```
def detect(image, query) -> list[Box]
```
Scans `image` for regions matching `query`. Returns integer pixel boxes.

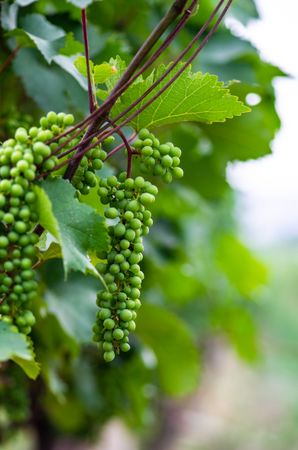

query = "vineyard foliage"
[0,0,282,445]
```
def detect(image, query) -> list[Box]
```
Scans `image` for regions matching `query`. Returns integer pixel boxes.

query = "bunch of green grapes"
[0,112,74,334]
[92,172,157,362]
[72,136,117,195]
[134,128,184,182]
[72,145,107,195]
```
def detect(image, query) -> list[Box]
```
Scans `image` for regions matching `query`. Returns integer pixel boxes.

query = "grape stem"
[0,45,21,74]
[81,9,97,113]
[62,0,191,180]
[51,0,232,171]
[43,0,226,170]
[105,118,134,177]
[45,0,197,152]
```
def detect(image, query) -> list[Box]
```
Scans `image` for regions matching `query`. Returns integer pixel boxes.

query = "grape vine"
[0,0,237,366]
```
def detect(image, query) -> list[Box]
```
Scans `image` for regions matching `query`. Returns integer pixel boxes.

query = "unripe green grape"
[98,308,111,320]
[14,221,27,234]
[0,236,9,248]
[126,199,139,212]
[103,318,115,330]
[0,179,11,192]
[103,136,115,146]
[163,172,173,183]
[120,261,130,272]
[125,229,136,241]
[105,207,119,219]
[120,239,130,250]
[127,320,136,331]
[120,309,132,322]
[3,213,14,224]
[114,223,126,237]
[113,328,124,340]
[138,128,150,140]
[124,210,134,221]
[15,127,28,143]
[92,159,103,170]
[161,155,173,168]
[172,156,180,167]
[120,343,130,352]
[0,165,10,178]
[103,342,113,351]
[172,167,184,178]
[109,263,120,274]
[133,139,143,149]
[141,146,153,157]
[63,114,75,126]
[140,193,155,205]
[103,350,115,362]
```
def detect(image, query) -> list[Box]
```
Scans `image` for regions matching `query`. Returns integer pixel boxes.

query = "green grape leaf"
[212,304,259,362]
[96,88,109,101]
[137,303,200,397]
[10,14,66,63]
[93,63,116,84]
[43,259,99,343]
[36,179,109,277]
[59,32,84,56]
[54,55,88,90]
[215,234,268,297]
[37,242,62,262]
[13,48,88,113]
[200,81,280,161]
[105,55,127,91]
[74,55,94,77]
[0,322,40,379]
[111,63,250,130]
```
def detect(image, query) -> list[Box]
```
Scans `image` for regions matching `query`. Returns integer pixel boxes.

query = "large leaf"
[215,234,268,297]
[59,32,84,56]
[137,303,200,397]
[111,63,249,130]
[0,322,40,379]
[54,55,88,90]
[13,48,88,113]
[43,259,99,343]
[36,179,109,277]
[12,14,66,63]
[200,82,280,161]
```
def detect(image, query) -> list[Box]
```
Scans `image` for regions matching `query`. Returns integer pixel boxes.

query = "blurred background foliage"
[0,0,287,449]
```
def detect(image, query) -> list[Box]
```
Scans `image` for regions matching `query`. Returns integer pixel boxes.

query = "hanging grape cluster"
[0,112,74,334]
[72,145,107,195]
[0,112,184,363]
[92,172,157,362]
[134,128,184,183]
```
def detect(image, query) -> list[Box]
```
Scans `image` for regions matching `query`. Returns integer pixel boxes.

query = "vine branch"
[81,9,96,113]
[63,0,190,180]
[0,45,20,74]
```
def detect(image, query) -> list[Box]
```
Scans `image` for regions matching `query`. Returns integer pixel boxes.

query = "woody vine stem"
[57,0,233,182]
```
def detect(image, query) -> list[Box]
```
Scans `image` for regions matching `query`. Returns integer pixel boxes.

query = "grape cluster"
[72,136,116,195]
[72,145,107,195]
[92,172,157,362]
[0,112,74,334]
[134,128,184,183]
